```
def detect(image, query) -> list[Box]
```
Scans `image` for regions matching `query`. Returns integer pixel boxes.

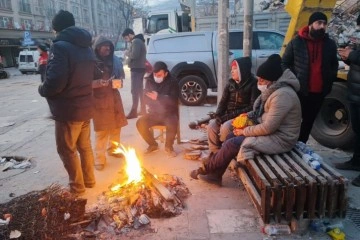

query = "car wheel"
[311,82,355,149]
[179,75,207,106]
[0,71,9,79]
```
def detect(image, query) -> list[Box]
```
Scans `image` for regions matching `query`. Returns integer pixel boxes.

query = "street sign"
[22,31,34,46]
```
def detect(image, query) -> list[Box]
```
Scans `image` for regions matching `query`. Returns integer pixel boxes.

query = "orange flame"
[110,143,143,192]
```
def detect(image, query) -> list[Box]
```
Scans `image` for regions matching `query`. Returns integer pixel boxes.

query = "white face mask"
[154,76,164,83]
[257,84,267,92]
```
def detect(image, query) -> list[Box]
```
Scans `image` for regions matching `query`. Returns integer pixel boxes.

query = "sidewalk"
[0,72,359,239]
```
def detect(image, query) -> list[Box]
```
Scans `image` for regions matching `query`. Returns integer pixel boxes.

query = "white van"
[18,50,40,74]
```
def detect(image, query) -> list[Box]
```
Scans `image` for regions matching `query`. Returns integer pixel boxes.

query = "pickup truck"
[146,29,285,106]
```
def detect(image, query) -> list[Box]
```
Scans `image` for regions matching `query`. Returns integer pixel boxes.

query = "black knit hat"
[52,10,75,32]
[308,12,327,25]
[256,54,283,82]
[37,44,47,52]
[153,61,168,73]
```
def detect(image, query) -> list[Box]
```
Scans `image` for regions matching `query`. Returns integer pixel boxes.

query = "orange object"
[232,113,254,129]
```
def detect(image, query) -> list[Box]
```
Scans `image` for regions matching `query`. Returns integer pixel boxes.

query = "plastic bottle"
[302,154,321,170]
[311,152,323,162]
[262,224,291,236]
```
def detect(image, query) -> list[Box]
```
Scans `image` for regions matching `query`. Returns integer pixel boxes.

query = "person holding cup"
[92,36,128,170]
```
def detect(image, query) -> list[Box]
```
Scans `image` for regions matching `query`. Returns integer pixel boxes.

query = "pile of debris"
[0,184,90,240]
[259,0,285,12]
[1,156,32,172]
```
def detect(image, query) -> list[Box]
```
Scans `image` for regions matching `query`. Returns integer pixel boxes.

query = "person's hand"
[338,47,352,60]
[233,128,244,136]
[146,91,158,100]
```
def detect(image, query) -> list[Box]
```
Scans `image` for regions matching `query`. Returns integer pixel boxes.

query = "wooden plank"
[142,168,174,201]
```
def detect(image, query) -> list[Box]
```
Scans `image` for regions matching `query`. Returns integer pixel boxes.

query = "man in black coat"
[336,14,360,186]
[136,62,179,157]
[38,10,96,195]
[282,12,338,143]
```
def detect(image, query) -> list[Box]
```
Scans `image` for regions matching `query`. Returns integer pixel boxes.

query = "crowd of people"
[37,10,360,196]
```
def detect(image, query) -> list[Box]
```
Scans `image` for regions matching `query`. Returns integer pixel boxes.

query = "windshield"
[147,14,169,34]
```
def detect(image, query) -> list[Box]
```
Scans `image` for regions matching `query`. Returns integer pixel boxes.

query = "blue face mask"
[257,84,267,92]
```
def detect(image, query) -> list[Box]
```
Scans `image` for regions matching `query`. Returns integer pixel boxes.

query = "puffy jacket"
[344,49,360,104]
[281,26,338,96]
[38,26,95,121]
[237,69,302,162]
[144,73,179,116]
[92,36,128,131]
[216,57,260,123]
[127,34,146,69]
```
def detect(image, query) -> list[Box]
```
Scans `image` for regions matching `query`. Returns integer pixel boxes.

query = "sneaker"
[334,159,360,171]
[126,112,138,119]
[352,175,360,187]
[144,145,159,154]
[165,147,177,157]
[189,165,207,180]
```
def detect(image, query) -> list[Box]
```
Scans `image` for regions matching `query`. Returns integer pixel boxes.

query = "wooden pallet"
[230,150,349,224]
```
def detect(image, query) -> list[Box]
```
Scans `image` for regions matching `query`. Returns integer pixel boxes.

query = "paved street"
[0,68,360,239]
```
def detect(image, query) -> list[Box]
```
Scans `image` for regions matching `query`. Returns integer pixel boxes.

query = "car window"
[27,55,34,62]
[20,55,25,62]
[257,32,284,50]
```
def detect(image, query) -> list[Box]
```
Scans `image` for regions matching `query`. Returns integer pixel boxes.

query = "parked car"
[18,50,40,74]
[146,29,285,106]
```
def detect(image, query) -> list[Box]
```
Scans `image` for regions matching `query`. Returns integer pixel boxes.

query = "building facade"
[0,0,128,67]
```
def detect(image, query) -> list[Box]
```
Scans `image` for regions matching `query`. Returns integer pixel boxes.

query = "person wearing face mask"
[136,61,179,157]
[281,11,338,144]
[190,54,302,185]
[207,57,260,154]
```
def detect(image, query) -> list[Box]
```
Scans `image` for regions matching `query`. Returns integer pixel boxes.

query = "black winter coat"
[281,31,338,97]
[345,49,360,104]
[144,73,179,116]
[38,26,95,121]
[216,57,260,123]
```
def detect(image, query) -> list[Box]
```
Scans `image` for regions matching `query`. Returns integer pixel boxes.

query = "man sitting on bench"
[190,54,302,185]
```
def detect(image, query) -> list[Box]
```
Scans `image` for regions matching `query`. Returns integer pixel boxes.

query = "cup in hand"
[112,79,122,89]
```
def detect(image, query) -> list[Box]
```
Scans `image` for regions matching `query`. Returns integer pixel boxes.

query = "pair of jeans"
[55,120,95,193]
[94,128,121,166]
[207,119,233,153]
[349,103,360,163]
[298,93,325,143]
[205,136,246,175]
[129,70,145,114]
[136,113,179,149]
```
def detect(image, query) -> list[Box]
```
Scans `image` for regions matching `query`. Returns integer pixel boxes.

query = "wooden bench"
[230,149,349,224]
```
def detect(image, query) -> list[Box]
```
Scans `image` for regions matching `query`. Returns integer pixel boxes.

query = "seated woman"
[190,54,302,185]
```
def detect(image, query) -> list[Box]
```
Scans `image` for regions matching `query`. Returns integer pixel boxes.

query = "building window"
[19,0,31,13]
[72,6,79,19]
[0,16,13,28]
[83,8,89,23]
[21,18,33,30]
[0,0,12,10]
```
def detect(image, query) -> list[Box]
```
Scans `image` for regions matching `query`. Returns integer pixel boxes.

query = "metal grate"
[346,207,360,230]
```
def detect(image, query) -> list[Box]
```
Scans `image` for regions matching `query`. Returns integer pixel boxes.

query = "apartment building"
[0,0,127,67]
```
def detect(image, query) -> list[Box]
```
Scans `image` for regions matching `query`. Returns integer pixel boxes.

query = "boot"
[126,109,138,119]
[190,162,207,179]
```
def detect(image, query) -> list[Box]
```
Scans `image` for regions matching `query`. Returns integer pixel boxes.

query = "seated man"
[136,61,179,157]
[190,54,302,184]
[208,57,259,153]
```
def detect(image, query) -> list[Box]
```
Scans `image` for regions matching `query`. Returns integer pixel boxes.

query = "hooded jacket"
[127,34,146,70]
[281,26,338,96]
[92,36,128,131]
[216,57,260,123]
[343,49,360,104]
[38,26,95,121]
[237,69,302,162]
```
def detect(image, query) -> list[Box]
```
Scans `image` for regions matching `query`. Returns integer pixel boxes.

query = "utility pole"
[243,0,253,57]
[217,0,229,103]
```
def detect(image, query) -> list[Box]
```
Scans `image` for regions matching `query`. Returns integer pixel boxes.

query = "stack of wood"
[0,184,90,240]
[86,170,190,235]
[183,136,209,160]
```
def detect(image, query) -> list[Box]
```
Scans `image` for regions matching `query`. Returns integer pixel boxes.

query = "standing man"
[282,12,338,143]
[336,14,360,186]
[38,10,96,196]
[122,28,147,119]
[136,62,179,157]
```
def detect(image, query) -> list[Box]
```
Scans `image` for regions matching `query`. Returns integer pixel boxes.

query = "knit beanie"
[308,12,327,25]
[52,10,75,32]
[256,54,283,82]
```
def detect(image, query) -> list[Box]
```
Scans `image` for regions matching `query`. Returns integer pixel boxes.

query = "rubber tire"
[311,82,356,149]
[179,75,207,106]
[0,71,8,79]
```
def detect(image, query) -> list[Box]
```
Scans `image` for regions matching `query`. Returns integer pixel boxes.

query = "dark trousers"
[136,113,179,149]
[39,64,46,82]
[205,136,246,175]
[55,120,95,193]
[298,93,325,143]
[130,70,145,114]
[349,103,360,163]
